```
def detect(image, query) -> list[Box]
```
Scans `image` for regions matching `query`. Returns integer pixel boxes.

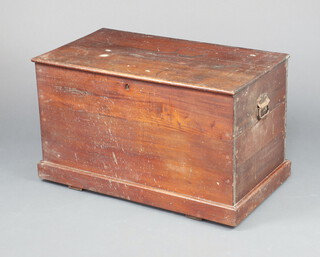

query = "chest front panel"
[36,64,234,205]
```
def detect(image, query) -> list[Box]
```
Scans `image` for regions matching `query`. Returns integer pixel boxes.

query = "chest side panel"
[234,62,287,203]
[36,64,234,205]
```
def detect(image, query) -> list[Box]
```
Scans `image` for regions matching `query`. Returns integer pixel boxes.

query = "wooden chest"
[32,28,291,226]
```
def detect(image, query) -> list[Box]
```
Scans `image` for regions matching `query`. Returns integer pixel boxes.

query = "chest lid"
[32,28,288,95]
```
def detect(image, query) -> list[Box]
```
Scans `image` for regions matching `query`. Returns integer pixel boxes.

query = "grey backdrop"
[1,0,319,256]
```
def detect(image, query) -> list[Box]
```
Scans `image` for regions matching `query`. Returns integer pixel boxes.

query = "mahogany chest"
[32,28,291,226]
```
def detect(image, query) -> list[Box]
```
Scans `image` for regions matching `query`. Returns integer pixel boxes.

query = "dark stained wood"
[32,28,288,94]
[234,61,288,203]
[235,160,291,224]
[234,61,287,136]
[235,103,286,202]
[36,64,234,205]
[38,159,291,227]
[32,28,291,226]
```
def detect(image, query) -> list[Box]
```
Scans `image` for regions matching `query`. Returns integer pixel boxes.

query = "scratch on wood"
[188,167,193,178]
[112,152,118,165]
[55,86,91,96]
[102,161,109,170]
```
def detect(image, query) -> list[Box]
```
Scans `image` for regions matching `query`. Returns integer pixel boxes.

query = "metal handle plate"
[257,93,270,120]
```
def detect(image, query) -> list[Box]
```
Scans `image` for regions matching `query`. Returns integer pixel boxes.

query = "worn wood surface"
[32,28,288,94]
[234,62,287,136]
[235,103,286,202]
[234,160,291,225]
[36,64,234,205]
[38,159,290,227]
[234,61,287,202]
[33,28,291,226]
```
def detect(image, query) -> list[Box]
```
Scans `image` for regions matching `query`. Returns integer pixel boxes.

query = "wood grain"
[33,28,291,226]
[233,61,288,203]
[234,61,287,136]
[235,103,286,202]
[36,63,234,205]
[38,159,291,226]
[32,28,288,94]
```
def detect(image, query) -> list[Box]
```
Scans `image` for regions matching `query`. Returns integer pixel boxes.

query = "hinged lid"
[32,28,289,95]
